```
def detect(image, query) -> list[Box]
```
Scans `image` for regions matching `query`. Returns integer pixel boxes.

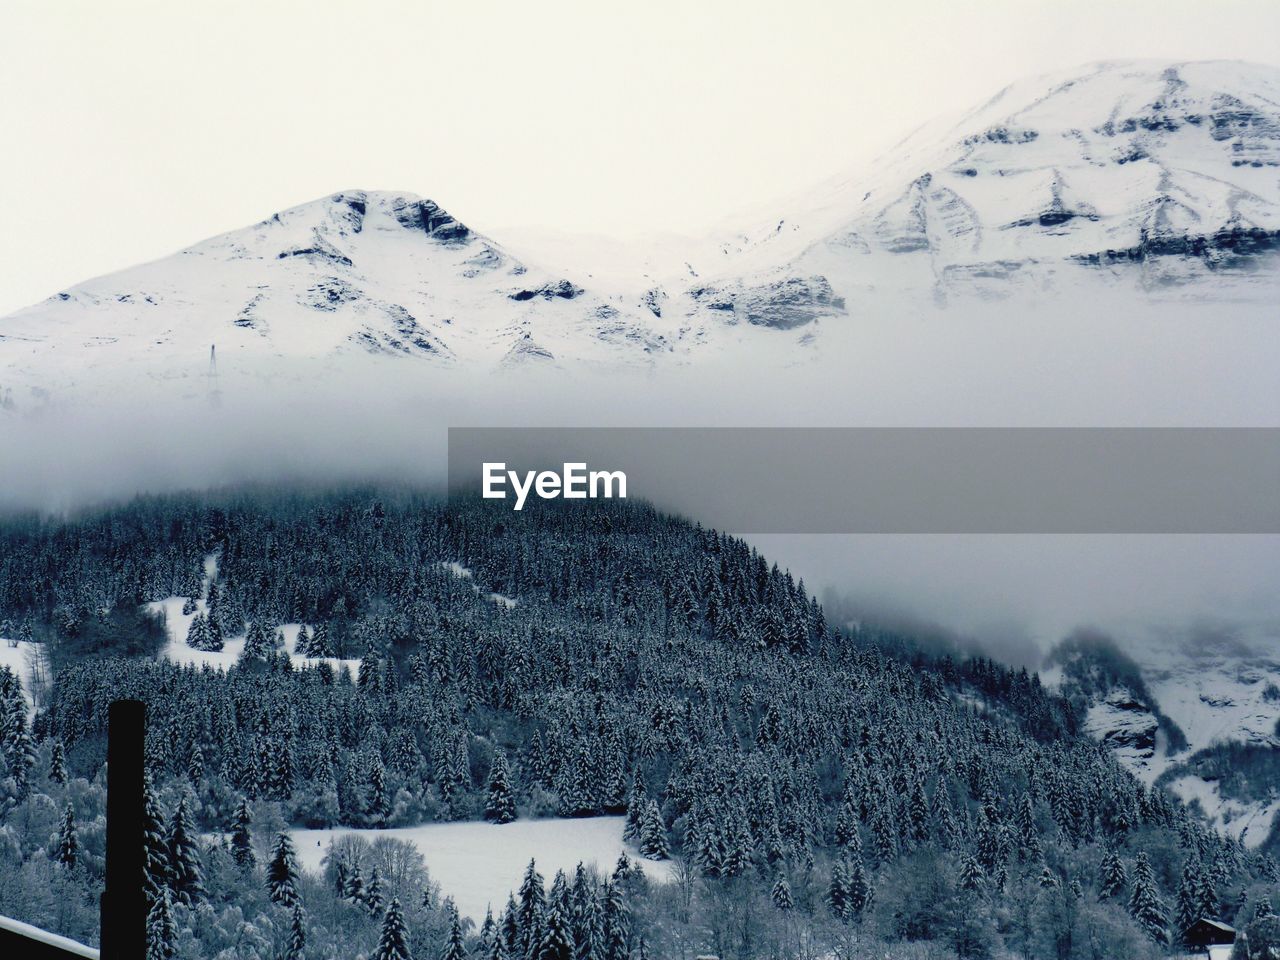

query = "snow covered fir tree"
[0,486,1278,958]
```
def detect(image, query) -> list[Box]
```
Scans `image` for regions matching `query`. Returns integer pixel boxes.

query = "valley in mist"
[2,283,1277,673]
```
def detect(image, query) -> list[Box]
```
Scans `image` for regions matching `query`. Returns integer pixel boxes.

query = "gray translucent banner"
[447,428,1280,533]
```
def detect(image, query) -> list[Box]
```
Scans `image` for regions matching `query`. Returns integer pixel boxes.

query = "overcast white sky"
[1,0,1277,315]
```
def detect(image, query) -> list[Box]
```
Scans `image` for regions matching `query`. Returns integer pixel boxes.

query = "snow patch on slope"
[439,562,518,609]
[146,553,360,673]
[290,816,671,923]
[1168,774,1280,848]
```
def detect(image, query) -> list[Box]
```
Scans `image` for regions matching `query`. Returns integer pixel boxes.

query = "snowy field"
[291,816,672,923]
[145,554,362,674]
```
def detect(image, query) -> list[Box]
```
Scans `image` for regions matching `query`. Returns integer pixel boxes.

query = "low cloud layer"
[1,293,1277,665]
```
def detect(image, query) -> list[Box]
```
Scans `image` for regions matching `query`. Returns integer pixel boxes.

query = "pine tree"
[49,740,67,784]
[344,861,366,904]
[560,741,596,817]
[519,859,546,958]
[1099,846,1127,900]
[209,611,227,650]
[834,799,859,849]
[828,857,849,919]
[310,623,333,657]
[1128,851,1170,945]
[932,782,958,849]
[720,806,751,878]
[267,831,299,907]
[142,774,169,907]
[485,750,518,824]
[55,802,78,869]
[367,865,386,917]
[167,795,205,906]
[1016,793,1041,861]
[975,805,1002,874]
[1255,896,1275,920]
[374,897,412,960]
[359,650,381,690]
[145,888,177,960]
[1176,854,1219,943]
[501,895,520,960]
[185,614,208,650]
[623,771,647,841]
[601,881,628,960]
[241,622,272,662]
[871,803,898,865]
[771,872,794,911]
[286,902,306,960]
[442,900,467,960]
[442,737,471,819]
[0,668,35,796]
[489,922,509,960]
[846,850,872,918]
[637,800,669,861]
[907,778,930,845]
[230,797,255,870]
[572,871,603,960]
[187,742,204,786]
[480,905,496,955]
[538,896,574,960]
[368,758,389,826]
[960,852,984,892]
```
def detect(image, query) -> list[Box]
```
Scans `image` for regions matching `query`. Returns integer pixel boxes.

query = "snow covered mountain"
[678,59,1280,310]
[1046,624,1280,850]
[0,190,676,406]
[1,59,1278,408]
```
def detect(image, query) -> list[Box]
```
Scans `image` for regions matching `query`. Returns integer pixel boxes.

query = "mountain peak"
[2,62,1279,407]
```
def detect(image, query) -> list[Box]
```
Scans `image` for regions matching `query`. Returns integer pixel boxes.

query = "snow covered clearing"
[146,554,361,674]
[291,815,672,923]
[440,561,519,609]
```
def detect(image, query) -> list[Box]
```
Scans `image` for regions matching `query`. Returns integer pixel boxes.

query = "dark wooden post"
[101,699,146,960]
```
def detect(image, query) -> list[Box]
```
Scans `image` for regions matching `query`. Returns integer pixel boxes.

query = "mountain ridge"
[2,59,1279,408]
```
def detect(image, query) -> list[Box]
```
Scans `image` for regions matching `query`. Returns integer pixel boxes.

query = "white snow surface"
[290,816,672,924]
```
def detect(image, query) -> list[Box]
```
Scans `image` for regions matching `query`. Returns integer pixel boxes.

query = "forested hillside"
[0,488,1277,959]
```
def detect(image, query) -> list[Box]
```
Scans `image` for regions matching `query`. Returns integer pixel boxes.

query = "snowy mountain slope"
[1,60,1278,408]
[670,59,1280,318]
[1047,623,1280,847]
[0,190,675,405]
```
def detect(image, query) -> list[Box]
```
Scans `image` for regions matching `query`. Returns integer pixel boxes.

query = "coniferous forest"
[0,487,1278,959]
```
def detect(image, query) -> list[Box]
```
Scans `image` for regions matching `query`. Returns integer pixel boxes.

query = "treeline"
[0,488,1278,958]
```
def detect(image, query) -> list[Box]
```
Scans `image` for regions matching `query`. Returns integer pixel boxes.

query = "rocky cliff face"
[1045,624,1280,849]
